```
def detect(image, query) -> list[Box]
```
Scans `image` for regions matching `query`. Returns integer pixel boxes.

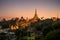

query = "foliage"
[0,18,60,40]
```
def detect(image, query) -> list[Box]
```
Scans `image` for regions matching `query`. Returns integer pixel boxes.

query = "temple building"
[30,9,40,23]
[10,9,40,30]
[19,9,40,28]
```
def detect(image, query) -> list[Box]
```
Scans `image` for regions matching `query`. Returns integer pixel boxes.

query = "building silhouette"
[30,9,40,22]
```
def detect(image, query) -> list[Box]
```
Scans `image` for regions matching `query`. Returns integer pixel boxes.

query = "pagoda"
[30,9,40,22]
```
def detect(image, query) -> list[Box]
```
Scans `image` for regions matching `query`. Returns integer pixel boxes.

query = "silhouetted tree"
[45,29,60,40]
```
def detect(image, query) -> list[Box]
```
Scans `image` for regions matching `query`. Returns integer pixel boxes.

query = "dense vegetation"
[0,18,60,40]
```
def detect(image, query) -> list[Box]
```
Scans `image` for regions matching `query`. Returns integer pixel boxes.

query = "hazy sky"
[0,0,60,19]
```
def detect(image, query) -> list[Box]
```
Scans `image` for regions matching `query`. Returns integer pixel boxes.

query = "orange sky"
[0,0,60,20]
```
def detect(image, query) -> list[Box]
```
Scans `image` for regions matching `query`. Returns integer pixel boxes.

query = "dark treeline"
[0,17,60,40]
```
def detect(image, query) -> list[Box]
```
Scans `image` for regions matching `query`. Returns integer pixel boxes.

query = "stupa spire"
[34,9,38,19]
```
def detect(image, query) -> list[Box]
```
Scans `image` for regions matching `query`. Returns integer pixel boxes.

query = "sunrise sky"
[0,0,60,19]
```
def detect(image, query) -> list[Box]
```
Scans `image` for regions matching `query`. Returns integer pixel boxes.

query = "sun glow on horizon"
[0,0,60,20]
